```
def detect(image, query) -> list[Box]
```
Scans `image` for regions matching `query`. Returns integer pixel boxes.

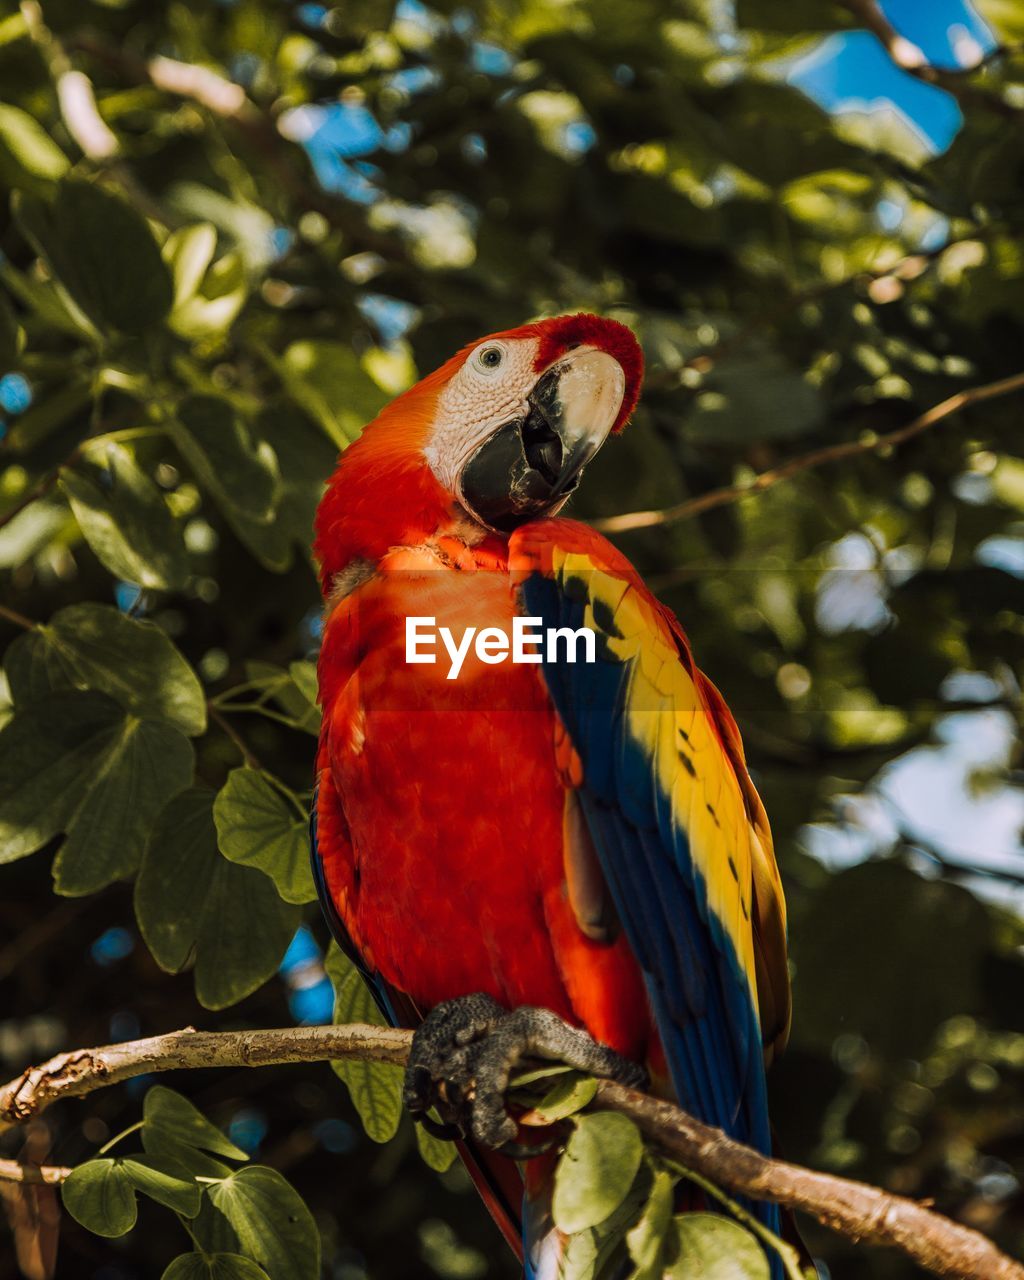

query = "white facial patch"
[424,336,541,492]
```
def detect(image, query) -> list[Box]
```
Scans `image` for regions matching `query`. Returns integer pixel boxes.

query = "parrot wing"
[509,519,790,1156]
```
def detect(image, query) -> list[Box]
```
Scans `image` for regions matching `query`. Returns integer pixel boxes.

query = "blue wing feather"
[520,563,782,1263]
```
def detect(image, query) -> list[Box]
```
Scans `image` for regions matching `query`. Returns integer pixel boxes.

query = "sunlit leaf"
[163,223,218,307]
[552,1112,643,1234]
[162,1254,271,1280]
[61,1160,137,1238]
[275,340,388,447]
[0,104,70,192]
[144,1086,250,1162]
[415,1121,457,1173]
[528,1073,598,1122]
[5,603,205,735]
[208,1166,320,1280]
[626,1168,674,1279]
[214,767,316,904]
[324,943,404,1143]
[121,1153,203,1217]
[60,446,189,591]
[664,1213,769,1279]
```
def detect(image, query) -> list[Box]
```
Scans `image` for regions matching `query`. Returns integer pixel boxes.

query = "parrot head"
[314,313,643,591]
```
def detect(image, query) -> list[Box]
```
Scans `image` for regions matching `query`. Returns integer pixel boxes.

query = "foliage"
[2,0,1024,1277]
[60,1084,315,1280]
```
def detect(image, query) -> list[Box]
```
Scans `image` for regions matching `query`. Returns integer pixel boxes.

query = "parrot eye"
[474,345,504,373]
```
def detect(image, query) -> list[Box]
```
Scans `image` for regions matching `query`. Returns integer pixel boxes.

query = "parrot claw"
[404,994,648,1158]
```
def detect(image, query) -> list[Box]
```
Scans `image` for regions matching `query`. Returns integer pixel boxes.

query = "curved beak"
[459,349,626,533]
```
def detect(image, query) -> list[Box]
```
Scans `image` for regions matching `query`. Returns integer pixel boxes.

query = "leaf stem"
[206,702,261,771]
[97,1118,144,1155]
[0,604,36,631]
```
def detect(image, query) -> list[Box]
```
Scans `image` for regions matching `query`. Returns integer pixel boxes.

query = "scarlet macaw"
[311,313,791,1277]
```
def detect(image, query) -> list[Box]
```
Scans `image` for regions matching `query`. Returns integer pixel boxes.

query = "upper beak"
[459,349,626,533]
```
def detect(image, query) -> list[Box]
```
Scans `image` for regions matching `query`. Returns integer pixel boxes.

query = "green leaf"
[275,340,388,447]
[213,768,316,904]
[665,1213,770,1280]
[163,1254,271,1280]
[122,1153,203,1217]
[60,445,190,591]
[0,292,24,370]
[0,104,70,193]
[207,1166,320,1280]
[173,396,279,524]
[135,789,299,1009]
[288,661,320,716]
[61,1159,137,1237]
[529,1073,598,1122]
[0,257,96,342]
[552,1112,643,1234]
[15,179,173,332]
[241,660,320,733]
[415,1120,457,1173]
[557,1158,653,1280]
[5,604,205,735]
[163,223,218,308]
[324,943,404,1142]
[169,250,248,340]
[626,1168,674,1280]
[143,1086,250,1162]
[0,691,193,894]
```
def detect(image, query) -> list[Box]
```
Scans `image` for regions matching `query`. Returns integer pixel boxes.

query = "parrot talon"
[404,995,648,1154]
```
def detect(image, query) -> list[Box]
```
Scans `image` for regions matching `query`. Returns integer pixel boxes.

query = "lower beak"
[459,349,626,533]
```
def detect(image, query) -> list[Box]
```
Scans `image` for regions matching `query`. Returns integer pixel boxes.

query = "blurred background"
[2,0,1024,1277]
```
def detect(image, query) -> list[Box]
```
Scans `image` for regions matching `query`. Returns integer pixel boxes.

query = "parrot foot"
[403,994,647,1158]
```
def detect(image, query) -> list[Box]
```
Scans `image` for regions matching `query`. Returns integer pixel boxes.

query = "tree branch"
[595,1082,1024,1280]
[592,368,1024,535]
[1,1024,1022,1280]
[0,1160,71,1187]
[839,0,1023,120]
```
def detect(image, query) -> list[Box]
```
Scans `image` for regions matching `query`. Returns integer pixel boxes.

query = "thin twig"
[0,1024,1021,1280]
[206,702,262,771]
[593,368,1024,534]
[0,604,35,631]
[839,0,1023,120]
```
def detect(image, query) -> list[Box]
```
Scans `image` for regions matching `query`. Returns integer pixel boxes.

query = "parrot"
[310,313,791,1278]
